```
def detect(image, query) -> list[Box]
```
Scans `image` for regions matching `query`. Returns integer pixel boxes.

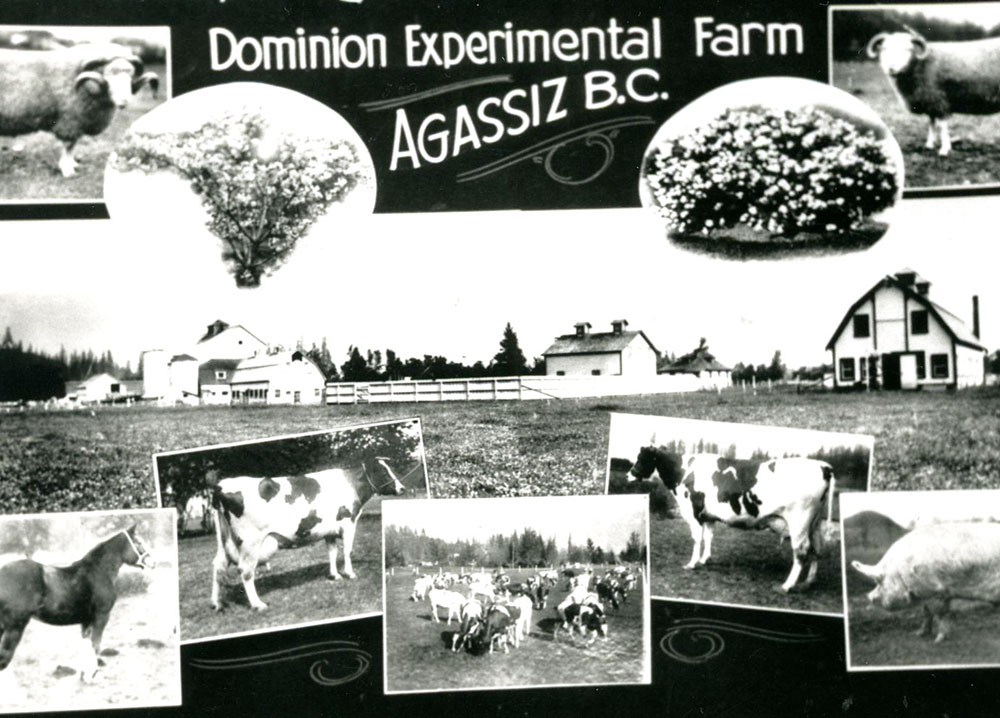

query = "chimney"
[973,295,981,339]
[611,319,629,335]
[574,322,592,338]
[915,281,930,296]
[894,270,916,287]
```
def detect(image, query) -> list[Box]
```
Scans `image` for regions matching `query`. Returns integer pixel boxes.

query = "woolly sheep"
[866,31,1000,156]
[0,42,158,177]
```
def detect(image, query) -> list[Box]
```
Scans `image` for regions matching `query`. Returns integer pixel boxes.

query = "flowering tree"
[645,106,898,239]
[114,109,365,287]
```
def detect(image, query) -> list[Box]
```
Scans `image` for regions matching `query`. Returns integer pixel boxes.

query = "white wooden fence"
[325,373,729,405]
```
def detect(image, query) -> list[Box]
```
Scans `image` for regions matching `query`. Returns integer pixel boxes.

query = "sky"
[382,495,647,553]
[1,194,996,371]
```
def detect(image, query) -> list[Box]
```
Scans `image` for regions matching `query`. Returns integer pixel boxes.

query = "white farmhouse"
[543,320,660,377]
[229,350,326,405]
[826,269,985,390]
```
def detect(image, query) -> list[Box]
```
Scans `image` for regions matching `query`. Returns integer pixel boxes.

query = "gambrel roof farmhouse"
[826,269,985,390]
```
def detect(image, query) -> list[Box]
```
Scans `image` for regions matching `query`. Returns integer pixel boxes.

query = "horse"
[0,524,154,682]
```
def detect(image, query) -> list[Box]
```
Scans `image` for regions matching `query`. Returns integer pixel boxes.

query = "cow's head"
[366,457,407,496]
[628,446,685,490]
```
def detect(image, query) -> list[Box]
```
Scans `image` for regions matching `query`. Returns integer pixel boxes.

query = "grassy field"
[180,513,382,642]
[0,63,166,201]
[0,562,179,712]
[383,568,647,692]
[3,386,1000,513]
[649,517,842,615]
[833,60,1000,189]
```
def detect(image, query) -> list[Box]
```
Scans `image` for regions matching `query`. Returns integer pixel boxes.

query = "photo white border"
[0,506,181,714]
[605,411,874,618]
[380,493,652,695]
[0,24,173,206]
[827,3,1000,196]
[150,416,429,646]
[841,489,1000,672]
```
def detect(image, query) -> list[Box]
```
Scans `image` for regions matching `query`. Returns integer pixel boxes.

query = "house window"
[911,310,929,335]
[859,358,868,382]
[916,352,926,380]
[274,389,281,398]
[839,358,855,382]
[853,314,870,338]
[314,388,320,396]
[215,370,227,380]
[931,353,949,379]
[591,369,601,376]
[556,371,565,376]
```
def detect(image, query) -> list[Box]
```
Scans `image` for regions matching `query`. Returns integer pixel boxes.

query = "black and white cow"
[484,604,515,654]
[629,448,834,592]
[451,599,486,653]
[210,456,406,611]
[562,602,608,639]
[596,577,626,610]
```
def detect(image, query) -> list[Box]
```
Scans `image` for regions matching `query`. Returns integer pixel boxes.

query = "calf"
[484,605,514,654]
[210,457,406,611]
[427,588,466,624]
[451,599,485,653]
[852,522,1000,642]
[629,448,834,592]
[563,602,608,639]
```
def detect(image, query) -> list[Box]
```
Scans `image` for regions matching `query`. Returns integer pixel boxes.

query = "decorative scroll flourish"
[456,116,655,186]
[659,618,824,665]
[360,76,514,112]
[188,640,372,687]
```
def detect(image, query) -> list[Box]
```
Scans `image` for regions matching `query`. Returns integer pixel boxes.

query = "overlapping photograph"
[843,490,1000,671]
[153,418,428,642]
[382,494,650,693]
[607,412,873,615]
[0,508,179,713]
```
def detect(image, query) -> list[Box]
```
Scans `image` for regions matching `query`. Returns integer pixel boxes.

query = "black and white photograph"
[381,495,650,693]
[153,418,428,642]
[639,76,904,259]
[0,508,179,713]
[607,412,873,615]
[831,3,1000,190]
[0,25,169,201]
[843,490,1000,671]
[104,82,376,288]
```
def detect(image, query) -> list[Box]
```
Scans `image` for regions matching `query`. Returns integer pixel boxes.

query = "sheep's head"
[74,45,156,107]
[866,31,929,76]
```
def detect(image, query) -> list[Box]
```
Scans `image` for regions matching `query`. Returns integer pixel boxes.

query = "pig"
[851,522,1000,642]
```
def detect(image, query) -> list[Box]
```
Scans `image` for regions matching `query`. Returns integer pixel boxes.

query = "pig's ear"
[850,560,883,581]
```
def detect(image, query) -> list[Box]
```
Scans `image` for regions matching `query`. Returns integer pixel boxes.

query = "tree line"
[833,8,1000,61]
[384,524,646,569]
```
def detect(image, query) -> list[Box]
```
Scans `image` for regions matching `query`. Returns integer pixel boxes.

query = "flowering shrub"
[645,105,899,238]
[114,109,364,287]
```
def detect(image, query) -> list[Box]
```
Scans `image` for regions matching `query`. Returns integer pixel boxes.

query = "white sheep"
[866,30,1000,156]
[0,42,158,177]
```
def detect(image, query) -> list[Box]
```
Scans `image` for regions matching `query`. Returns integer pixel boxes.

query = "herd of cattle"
[409,566,638,654]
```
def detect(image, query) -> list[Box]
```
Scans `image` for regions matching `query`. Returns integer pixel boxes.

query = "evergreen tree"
[491,322,528,376]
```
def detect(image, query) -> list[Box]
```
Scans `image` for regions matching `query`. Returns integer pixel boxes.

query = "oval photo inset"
[639,77,905,261]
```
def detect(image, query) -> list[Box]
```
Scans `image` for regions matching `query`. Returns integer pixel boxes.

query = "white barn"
[826,269,985,390]
[229,350,326,405]
[543,320,660,377]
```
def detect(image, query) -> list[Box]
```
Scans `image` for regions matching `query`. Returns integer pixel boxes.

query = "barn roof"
[542,330,659,357]
[826,273,985,352]
[230,350,320,384]
[658,346,730,374]
[197,321,266,347]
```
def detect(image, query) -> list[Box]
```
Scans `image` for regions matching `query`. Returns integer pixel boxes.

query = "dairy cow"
[852,522,1000,642]
[629,448,834,592]
[210,457,406,611]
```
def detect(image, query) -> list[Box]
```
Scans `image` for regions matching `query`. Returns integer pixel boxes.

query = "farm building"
[657,340,731,389]
[543,320,660,377]
[141,321,325,405]
[64,373,143,404]
[827,269,986,390]
[229,350,326,406]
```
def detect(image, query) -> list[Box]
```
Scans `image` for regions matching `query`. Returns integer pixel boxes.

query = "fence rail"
[325,373,729,405]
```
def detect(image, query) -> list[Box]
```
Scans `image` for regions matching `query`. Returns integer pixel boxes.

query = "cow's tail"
[822,463,836,524]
